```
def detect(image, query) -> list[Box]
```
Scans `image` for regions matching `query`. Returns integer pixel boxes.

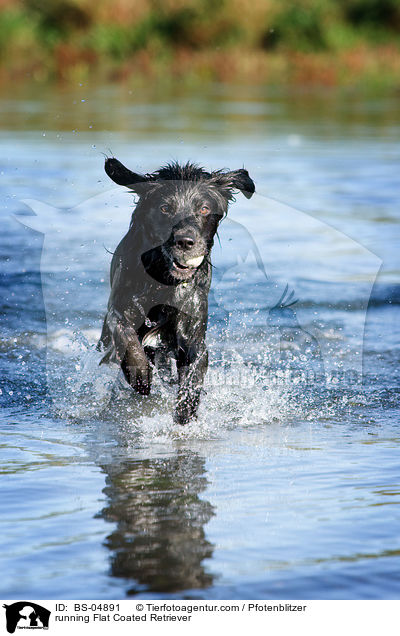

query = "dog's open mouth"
[174,255,204,269]
[154,247,206,281]
[172,255,205,274]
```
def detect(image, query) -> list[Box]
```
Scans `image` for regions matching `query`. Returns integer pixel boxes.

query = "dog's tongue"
[185,255,204,268]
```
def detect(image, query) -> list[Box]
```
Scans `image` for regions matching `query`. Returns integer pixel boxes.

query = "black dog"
[98,158,255,425]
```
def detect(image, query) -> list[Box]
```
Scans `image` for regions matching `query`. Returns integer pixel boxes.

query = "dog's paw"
[174,412,191,426]
[174,402,198,426]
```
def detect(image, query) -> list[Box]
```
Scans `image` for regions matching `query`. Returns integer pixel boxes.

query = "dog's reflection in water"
[99,450,215,594]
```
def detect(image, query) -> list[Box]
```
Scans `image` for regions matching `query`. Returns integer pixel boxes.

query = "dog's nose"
[175,235,195,250]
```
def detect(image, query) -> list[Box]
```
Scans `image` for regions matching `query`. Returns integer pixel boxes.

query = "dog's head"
[105,158,255,282]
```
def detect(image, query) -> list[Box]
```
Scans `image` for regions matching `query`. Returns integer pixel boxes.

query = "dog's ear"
[214,169,255,200]
[105,158,150,193]
[226,169,255,199]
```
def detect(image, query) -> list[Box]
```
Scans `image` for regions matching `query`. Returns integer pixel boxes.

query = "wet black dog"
[98,158,255,424]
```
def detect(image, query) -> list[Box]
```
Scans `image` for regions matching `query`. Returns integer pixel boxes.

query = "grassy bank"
[0,0,400,89]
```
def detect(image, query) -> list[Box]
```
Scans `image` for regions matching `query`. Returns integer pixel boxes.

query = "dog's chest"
[140,281,207,350]
[142,324,163,348]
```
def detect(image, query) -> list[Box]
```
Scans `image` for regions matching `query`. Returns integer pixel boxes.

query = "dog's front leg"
[103,310,152,395]
[175,344,208,425]
[115,321,153,395]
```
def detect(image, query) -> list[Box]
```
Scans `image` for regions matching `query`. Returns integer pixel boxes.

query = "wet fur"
[98,158,255,425]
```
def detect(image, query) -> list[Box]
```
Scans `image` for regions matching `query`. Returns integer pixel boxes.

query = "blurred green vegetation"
[0,0,399,87]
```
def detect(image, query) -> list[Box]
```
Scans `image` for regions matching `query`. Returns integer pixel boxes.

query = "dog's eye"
[160,204,171,214]
[199,205,210,215]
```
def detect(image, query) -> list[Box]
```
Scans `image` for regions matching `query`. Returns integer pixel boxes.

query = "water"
[1,84,399,599]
